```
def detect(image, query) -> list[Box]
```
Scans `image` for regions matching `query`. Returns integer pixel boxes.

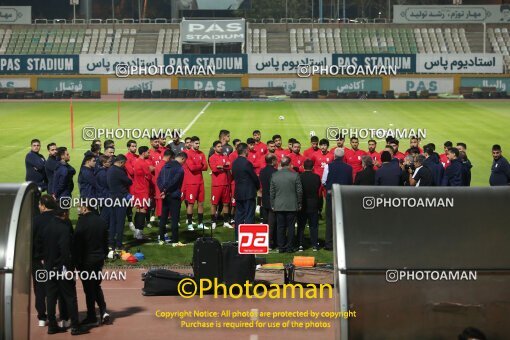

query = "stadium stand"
[488,27,510,71]
[0,22,509,73]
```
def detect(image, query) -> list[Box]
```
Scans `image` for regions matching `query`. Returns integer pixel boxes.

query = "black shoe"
[323,246,333,251]
[79,317,98,326]
[278,249,286,254]
[287,248,295,253]
[47,326,67,334]
[101,312,111,325]
[71,327,89,335]
[298,246,304,252]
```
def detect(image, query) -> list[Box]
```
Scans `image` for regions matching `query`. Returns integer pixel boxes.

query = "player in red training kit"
[252,130,268,158]
[209,140,233,229]
[132,146,152,240]
[312,138,333,219]
[367,139,381,169]
[344,137,367,180]
[183,136,208,231]
[304,135,320,159]
[273,134,286,160]
[440,141,453,168]
[288,141,306,173]
[125,139,138,231]
[389,138,406,162]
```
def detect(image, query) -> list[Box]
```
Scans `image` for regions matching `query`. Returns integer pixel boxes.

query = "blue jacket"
[53,162,76,198]
[423,154,444,187]
[461,159,472,186]
[95,167,109,199]
[78,166,99,199]
[490,156,510,186]
[157,160,185,199]
[325,158,353,190]
[375,162,402,186]
[25,151,47,190]
[45,155,59,194]
[106,165,132,198]
[442,158,463,186]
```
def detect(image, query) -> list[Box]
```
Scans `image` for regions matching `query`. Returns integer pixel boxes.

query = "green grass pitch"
[1,100,509,265]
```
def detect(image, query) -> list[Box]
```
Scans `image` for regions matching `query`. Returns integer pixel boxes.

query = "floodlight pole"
[342,0,346,22]
[388,0,390,22]
[319,0,323,23]
[483,22,486,54]
[112,0,115,20]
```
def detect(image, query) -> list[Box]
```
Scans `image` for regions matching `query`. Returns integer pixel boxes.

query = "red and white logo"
[238,224,269,254]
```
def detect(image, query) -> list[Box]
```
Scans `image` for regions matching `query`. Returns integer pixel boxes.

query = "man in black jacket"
[73,201,110,326]
[375,151,402,186]
[33,195,58,327]
[354,156,375,185]
[52,147,76,200]
[45,143,59,195]
[489,144,510,186]
[41,208,87,335]
[78,155,99,199]
[423,145,444,186]
[297,159,321,251]
[25,138,47,191]
[232,143,260,238]
[106,155,132,251]
[442,148,463,186]
[157,152,187,245]
[259,153,278,249]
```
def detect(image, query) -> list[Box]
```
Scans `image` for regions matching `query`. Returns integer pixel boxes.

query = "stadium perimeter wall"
[1,73,510,95]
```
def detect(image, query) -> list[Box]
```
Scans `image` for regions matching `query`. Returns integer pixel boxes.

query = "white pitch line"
[182,102,211,135]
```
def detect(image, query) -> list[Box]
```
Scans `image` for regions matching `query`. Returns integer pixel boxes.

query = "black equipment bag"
[141,269,192,296]
[222,242,256,286]
[193,225,223,283]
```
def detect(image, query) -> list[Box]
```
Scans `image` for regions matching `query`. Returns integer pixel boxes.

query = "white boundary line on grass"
[182,102,211,135]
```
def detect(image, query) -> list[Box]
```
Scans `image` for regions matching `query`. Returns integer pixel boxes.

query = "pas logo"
[238,224,269,254]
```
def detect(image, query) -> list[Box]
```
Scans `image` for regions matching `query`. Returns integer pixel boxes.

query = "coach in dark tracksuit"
[297,159,321,251]
[53,147,76,199]
[41,211,86,335]
[442,148,463,186]
[32,195,59,325]
[78,155,99,199]
[25,139,47,191]
[259,154,278,249]
[158,152,187,243]
[73,203,109,325]
[232,143,260,239]
[375,151,402,186]
[45,150,59,196]
[96,155,111,227]
[106,155,132,250]
[323,148,353,251]
[490,144,510,186]
[423,146,444,186]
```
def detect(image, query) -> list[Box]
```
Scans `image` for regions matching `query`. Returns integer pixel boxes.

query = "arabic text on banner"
[79,54,165,74]
[248,77,312,94]
[416,54,503,74]
[248,54,332,74]
[393,5,510,23]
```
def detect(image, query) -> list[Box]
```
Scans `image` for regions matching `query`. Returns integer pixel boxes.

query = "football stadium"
[1,1,510,339]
